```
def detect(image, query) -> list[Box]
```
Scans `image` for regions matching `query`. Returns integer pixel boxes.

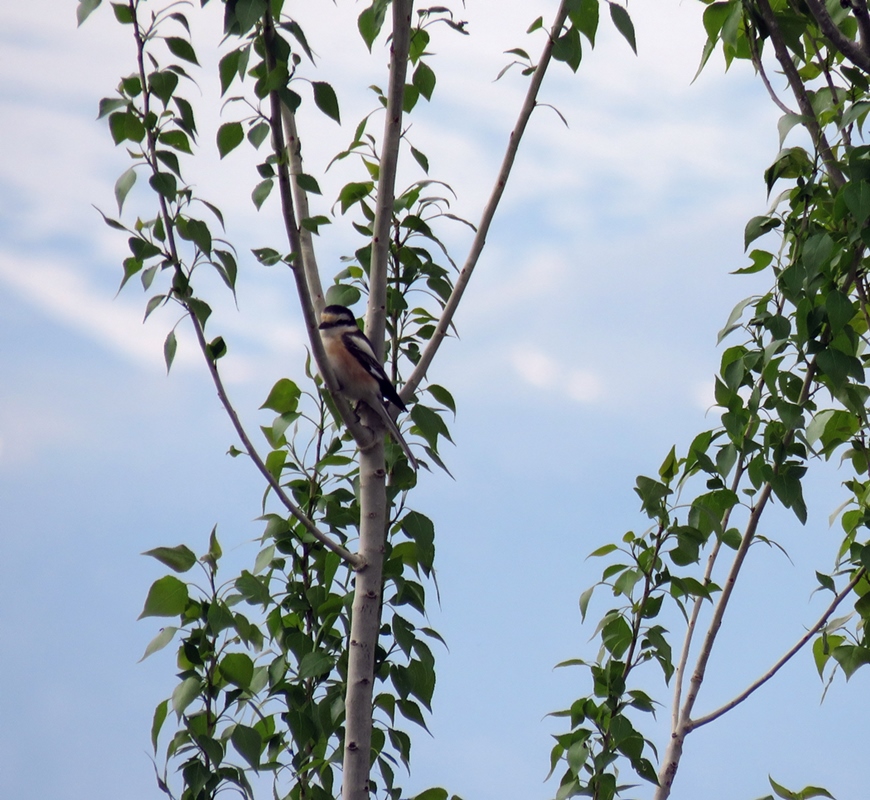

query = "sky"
[1,1,868,800]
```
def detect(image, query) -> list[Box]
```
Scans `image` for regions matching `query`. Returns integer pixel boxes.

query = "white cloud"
[509,342,605,403]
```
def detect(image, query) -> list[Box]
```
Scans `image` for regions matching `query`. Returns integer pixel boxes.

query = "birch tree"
[79,1,634,799]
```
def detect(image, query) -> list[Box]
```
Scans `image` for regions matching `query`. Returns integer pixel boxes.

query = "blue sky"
[1,1,868,799]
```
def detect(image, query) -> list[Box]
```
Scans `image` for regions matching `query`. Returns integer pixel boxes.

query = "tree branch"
[690,567,866,730]
[263,11,377,453]
[851,0,870,54]
[655,483,774,800]
[129,3,362,569]
[803,0,870,72]
[341,439,389,800]
[188,312,363,568]
[366,0,413,352]
[280,102,325,314]
[754,0,847,189]
[401,0,573,401]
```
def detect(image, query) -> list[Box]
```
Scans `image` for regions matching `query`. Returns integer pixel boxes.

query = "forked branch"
[691,567,866,730]
[402,0,574,400]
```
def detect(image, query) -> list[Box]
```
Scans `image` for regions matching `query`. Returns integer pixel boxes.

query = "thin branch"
[690,567,866,730]
[281,103,325,314]
[803,0,870,72]
[746,26,796,116]
[129,3,361,569]
[755,0,847,189]
[262,11,376,452]
[669,459,745,730]
[187,312,363,569]
[366,0,413,351]
[401,0,573,401]
[851,0,870,54]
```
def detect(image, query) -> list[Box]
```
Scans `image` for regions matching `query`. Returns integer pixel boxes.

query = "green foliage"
[549,1,870,797]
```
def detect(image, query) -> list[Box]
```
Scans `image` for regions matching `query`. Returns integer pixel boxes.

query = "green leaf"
[148,70,179,105]
[159,129,193,154]
[358,0,388,51]
[149,172,177,200]
[552,26,582,72]
[744,215,781,250]
[143,544,196,572]
[171,675,201,717]
[206,336,227,361]
[397,698,429,730]
[247,121,270,148]
[413,62,436,101]
[601,614,632,658]
[338,181,374,212]
[77,0,102,25]
[110,2,133,22]
[312,81,341,123]
[426,384,454,413]
[217,121,244,158]
[844,180,870,225]
[252,247,282,266]
[261,378,301,414]
[236,570,271,606]
[219,49,242,95]
[164,330,177,373]
[733,249,773,275]
[410,145,429,173]
[114,166,137,213]
[109,111,146,144]
[252,178,274,209]
[578,1,601,46]
[231,724,262,769]
[140,626,178,661]
[151,699,168,752]
[295,173,322,195]
[608,2,637,54]
[139,575,189,618]
[165,36,199,65]
[325,283,361,307]
[299,651,336,679]
[410,404,452,450]
[401,511,435,572]
[225,0,266,34]
[220,652,254,688]
[411,789,448,800]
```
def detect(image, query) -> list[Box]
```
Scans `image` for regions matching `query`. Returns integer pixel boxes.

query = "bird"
[318,304,418,470]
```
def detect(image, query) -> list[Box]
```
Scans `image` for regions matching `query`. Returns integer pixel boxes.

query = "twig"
[401,0,573,401]
[851,0,870,54]
[366,0,413,351]
[803,0,870,72]
[280,103,325,314]
[746,24,796,116]
[129,3,361,569]
[690,567,866,730]
[669,459,745,730]
[262,10,375,450]
[755,0,847,189]
[187,312,363,568]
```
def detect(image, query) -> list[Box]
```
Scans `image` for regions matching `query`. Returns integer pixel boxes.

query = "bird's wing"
[342,331,407,411]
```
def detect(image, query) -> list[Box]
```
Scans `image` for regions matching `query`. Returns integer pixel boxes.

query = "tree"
[548,1,870,799]
[78,1,636,799]
[80,0,870,798]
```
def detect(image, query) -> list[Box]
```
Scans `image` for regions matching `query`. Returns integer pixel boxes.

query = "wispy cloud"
[509,342,605,404]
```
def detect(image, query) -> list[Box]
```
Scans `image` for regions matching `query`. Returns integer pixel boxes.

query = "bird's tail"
[371,401,419,471]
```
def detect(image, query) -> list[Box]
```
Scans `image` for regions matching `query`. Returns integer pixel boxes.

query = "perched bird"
[318,304,418,470]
